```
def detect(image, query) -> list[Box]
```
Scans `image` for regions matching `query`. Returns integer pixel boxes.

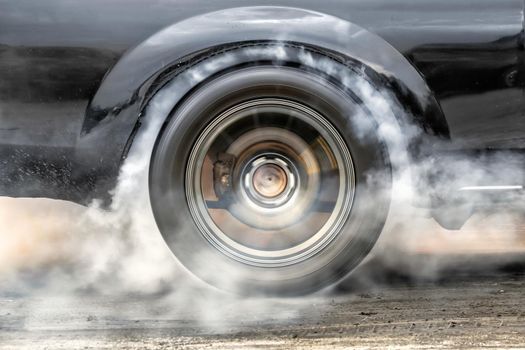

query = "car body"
[1,0,524,293]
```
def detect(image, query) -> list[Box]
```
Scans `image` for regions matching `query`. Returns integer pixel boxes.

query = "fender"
[75,6,448,201]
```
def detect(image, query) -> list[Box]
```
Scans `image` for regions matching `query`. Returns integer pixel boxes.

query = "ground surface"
[1,199,525,349]
[1,257,525,349]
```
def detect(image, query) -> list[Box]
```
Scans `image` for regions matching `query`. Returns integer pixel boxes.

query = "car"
[1,0,524,295]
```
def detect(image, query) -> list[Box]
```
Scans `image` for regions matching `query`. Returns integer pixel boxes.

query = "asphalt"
[1,254,525,349]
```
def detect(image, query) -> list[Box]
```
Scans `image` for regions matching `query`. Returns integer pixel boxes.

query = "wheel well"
[123,41,449,163]
[76,7,449,204]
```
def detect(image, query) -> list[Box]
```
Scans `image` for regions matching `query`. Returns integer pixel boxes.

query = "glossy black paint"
[0,0,523,203]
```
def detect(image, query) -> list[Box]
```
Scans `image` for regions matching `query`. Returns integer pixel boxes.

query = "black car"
[1,0,524,294]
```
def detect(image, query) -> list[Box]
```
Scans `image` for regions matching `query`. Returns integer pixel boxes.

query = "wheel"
[149,54,391,295]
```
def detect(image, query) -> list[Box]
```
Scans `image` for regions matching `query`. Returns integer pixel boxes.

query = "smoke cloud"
[0,43,524,332]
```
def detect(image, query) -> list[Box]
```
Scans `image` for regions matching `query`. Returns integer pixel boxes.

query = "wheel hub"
[252,163,287,198]
[244,155,296,207]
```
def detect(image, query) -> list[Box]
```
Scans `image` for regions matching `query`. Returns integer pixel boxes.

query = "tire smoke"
[0,43,524,322]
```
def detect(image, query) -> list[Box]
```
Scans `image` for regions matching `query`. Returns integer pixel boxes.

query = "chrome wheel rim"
[186,99,355,267]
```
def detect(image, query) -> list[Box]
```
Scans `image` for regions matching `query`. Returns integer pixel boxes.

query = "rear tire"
[150,55,391,295]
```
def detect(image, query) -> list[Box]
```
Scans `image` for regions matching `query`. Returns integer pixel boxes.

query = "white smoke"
[0,43,524,310]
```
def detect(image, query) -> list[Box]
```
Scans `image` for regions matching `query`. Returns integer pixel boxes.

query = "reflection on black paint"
[409,34,524,98]
[0,45,119,102]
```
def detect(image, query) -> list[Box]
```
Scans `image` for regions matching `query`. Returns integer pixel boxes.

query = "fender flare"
[76,6,447,201]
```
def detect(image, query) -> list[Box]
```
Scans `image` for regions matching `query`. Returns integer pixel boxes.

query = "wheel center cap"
[252,164,287,198]
[242,154,298,208]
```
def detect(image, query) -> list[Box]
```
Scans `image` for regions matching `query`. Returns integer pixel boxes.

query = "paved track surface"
[1,255,525,349]
[1,199,524,349]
